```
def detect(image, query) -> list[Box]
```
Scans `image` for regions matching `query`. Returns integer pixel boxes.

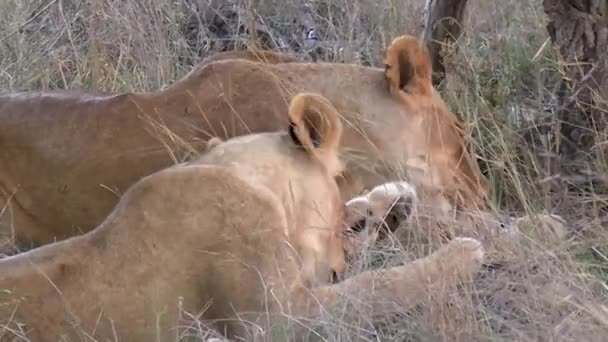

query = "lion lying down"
[0,34,489,249]
[0,93,485,341]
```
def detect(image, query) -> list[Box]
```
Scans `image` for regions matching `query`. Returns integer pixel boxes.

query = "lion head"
[383,35,490,210]
[192,92,348,287]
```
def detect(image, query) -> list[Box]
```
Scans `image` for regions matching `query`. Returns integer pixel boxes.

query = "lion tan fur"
[0,34,488,249]
[0,94,485,341]
[198,48,301,65]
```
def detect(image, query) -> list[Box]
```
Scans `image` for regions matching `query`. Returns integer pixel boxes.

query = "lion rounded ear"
[383,35,433,96]
[288,93,344,175]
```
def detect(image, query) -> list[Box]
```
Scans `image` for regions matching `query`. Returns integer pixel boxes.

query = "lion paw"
[448,237,485,264]
[345,181,417,234]
[513,213,568,244]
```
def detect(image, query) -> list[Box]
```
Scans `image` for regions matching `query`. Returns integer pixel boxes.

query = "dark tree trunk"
[420,0,468,87]
[543,0,608,180]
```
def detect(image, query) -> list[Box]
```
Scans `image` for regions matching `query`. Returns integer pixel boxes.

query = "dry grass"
[1,0,607,341]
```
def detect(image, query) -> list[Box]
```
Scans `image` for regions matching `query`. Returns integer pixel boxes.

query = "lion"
[0,34,489,250]
[0,93,485,341]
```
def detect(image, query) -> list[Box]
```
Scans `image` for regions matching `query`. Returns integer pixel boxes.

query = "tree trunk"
[420,0,468,87]
[543,0,608,187]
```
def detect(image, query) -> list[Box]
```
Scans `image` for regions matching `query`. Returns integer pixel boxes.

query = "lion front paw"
[513,213,568,244]
[345,181,417,235]
[448,237,485,264]
[426,237,486,278]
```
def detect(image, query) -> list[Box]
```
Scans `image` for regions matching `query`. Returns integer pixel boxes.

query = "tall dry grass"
[0,0,607,340]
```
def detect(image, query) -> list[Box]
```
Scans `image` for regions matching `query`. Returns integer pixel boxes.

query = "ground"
[0,0,607,340]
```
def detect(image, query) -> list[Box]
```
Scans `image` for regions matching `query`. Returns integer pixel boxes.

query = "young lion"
[0,94,485,341]
[0,34,489,249]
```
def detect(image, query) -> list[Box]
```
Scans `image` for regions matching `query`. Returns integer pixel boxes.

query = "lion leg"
[292,237,484,329]
[513,213,568,245]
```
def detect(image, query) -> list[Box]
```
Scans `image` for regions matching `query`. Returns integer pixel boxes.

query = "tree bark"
[542,0,608,193]
[420,0,468,87]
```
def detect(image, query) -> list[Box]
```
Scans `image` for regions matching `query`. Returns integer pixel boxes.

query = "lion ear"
[383,35,433,96]
[288,93,344,175]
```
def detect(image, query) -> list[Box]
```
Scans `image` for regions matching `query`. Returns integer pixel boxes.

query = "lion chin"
[0,93,485,341]
[0,34,489,249]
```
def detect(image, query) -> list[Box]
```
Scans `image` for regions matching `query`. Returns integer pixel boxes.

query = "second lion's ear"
[383,35,433,96]
[287,93,344,176]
